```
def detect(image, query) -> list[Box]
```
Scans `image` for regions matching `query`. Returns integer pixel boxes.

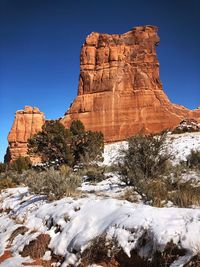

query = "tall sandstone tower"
[61,25,200,141]
[6,26,200,161]
[6,106,45,162]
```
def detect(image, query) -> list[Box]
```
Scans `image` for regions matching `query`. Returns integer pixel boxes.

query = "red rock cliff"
[7,106,45,162]
[61,25,200,142]
[6,26,200,162]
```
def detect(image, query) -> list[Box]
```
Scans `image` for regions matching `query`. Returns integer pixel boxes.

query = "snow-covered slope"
[0,186,200,267]
[167,132,200,163]
[103,132,200,166]
[0,132,200,266]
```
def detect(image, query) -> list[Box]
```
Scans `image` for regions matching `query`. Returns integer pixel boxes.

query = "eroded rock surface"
[6,106,45,162]
[6,26,200,162]
[61,26,200,142]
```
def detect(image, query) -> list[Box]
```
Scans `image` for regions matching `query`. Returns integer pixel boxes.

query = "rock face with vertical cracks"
[7,106,45,162]
[6,26,200,162]
[61,25,200,142]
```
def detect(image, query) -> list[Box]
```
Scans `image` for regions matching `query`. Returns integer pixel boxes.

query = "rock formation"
[6,26,200,162]
[6,106,45,162]
[172,119,200,133]
[61,25,200,142]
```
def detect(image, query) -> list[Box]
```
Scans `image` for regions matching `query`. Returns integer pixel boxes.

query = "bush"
[119,132,171,187]
[28,120,104,167]
[10,156,32,174]
[187,150,200,169]
[70,120,104,165]
[28,120,73,166]
[25,168,81,200]
[0,162,7,173]
[0,177,16,191]
[78,164,105,183]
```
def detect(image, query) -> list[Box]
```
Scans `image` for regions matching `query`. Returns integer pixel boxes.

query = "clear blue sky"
[0,0,200,162]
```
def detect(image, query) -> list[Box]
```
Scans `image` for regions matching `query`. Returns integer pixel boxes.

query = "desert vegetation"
[0,120,104,199]
[28,120,104,166]
[1,128,200,206]
[118,132,200,207]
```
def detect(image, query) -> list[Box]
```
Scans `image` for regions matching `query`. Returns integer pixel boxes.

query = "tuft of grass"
[169,182,200,208]
[81,234,120,266]
[119,188,141,203]
[142,179,169,207]
[0,178,16,192]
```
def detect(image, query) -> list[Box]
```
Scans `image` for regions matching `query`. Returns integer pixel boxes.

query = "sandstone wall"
[61,26,200,141]
[7,106,45,162]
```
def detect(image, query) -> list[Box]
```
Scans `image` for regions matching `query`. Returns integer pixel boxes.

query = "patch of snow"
[0,255,37,267]
[103,132,200,166]
[80,173,126,197]
[1,188,200,266]
[167,132,200,164]
[103,141,127,166]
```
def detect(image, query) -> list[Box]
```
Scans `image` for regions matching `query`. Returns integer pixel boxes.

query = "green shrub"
[119,132,171,187]
[11,156,32,174]
[70,120,104,165]
[28,120,73,165]
[28,120,104,167]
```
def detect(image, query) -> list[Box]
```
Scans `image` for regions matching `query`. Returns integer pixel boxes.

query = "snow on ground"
[80,173,127,197]
[1,187,200,266]
[103,132,200,166]
[103,141,127,166]
[167,132,200,163]
[0,255,35,267]
[0,132,200,266]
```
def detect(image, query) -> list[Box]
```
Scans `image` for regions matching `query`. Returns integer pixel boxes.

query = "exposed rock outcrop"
[6,26,200,162]
[172,119,200,134]
[61,25,200,142]
[6,106,45,162]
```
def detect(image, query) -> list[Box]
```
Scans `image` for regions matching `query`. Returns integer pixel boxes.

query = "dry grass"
[142,179,169,207]
[119,171,200,208]
[80,233,188,267]
[25,168,81,200]
[169,182,200,207]
[119,188,141,203]
[0,178,16,192]
[20,234,51,259]
[81,234,120,266]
